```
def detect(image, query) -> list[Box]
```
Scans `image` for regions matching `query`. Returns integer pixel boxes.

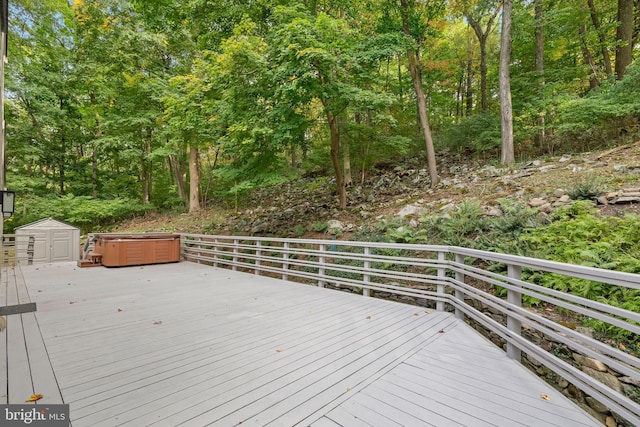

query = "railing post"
[197,236,203,264]
[27,236,34,265]
[506,264,522,362]
[436,251,446,311]
[232,239,239,271]
[363,247,371,297]
[282,242,289,281]
[454,254,465,320]
[213,238,218,268]
[255,241,261,275]
[318,243,326,288]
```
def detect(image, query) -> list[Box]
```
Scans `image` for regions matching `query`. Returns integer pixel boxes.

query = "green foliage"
[567,175,604,201]
[312,222,329,233]
[520,202,640,340]
[439,113,502,154]
[7,194,152,234]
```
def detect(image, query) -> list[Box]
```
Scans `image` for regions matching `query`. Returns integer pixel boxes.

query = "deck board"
[16,261,604,427]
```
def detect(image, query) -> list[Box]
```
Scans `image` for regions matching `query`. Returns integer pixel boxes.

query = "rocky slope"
[117,142,640,235]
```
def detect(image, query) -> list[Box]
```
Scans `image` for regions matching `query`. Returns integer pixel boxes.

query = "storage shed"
[16,218,80,263]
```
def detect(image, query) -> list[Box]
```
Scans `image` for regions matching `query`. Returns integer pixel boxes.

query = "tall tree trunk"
[535,0,546,149]
[342,117,352,187]
[465,38,473,117]
[189,144,201,213]
[325,106,346,209]
[168,154,186,202]
[500,0,515,165]
[89,93,101,199]
[466,8,500,112]
[615,0,634,79]
[141,131,152,204]
[579,16,601,89]
[587,0,613,76]
[400,0,438,187]
[92,146,98,199]
[456,63,463,120]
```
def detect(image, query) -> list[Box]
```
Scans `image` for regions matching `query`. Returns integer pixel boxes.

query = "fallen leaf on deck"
[117,308,123,312]
[153,321,162,325]
[438,329,445,333]
[276,348,284,353]
[366,316,372,319]
[346,387,351,392]
[540,393,551,401]
[413,313,419,316]
[26,394,43,402]
[69,301,75,304]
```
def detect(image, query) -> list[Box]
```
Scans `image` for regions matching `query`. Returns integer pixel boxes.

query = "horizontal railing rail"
[180,233,640,425]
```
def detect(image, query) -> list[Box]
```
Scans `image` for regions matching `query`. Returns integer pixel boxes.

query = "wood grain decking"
[3,261,602,426]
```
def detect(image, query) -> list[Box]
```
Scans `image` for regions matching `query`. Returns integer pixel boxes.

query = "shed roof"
[16,217,79,231]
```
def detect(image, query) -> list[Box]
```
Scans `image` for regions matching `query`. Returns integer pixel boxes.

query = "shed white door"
[30,230,75,263]
[51,230,75,262]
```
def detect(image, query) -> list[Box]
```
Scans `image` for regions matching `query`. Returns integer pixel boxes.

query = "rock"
[559,154,572,162]
[597,196,609,205]
[439,203,455,212]
[581,357,608,372]
[553,189,566,198]
[528,198,547,207]
[485,206,502,217]
[586,396,609,413]
[613,165,627,172]
[556,377,569,389]
[558,195,571,203]
[327,220,344,234]
[532,160,542,167]
[619,376,640,387]
[575,327,594,339]
[396,204,426,219]
[582,367,623,393]
[613,196,640,204]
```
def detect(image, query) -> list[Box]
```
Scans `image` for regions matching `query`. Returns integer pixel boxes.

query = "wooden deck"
[2,261,601,426]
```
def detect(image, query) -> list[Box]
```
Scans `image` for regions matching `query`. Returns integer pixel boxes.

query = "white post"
[454,254,465,320]
[232,239,239,271]
[282,242,289,281]
[436,252,446,311]
[318,243,326,288]
[213,238,218,268]
[255,240,261,275]
[506,264,522,362]
[197,236,202,264]
[363,247,371,297]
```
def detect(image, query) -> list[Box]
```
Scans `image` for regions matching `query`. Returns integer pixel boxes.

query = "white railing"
[179,234,640,425]
[0,234,35,266]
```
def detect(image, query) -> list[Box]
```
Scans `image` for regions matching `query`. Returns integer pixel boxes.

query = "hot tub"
[93,233,180,267]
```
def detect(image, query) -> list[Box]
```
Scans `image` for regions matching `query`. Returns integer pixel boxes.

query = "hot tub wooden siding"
[94,234,180,267]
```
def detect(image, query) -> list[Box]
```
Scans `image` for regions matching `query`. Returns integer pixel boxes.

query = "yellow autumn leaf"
[26,394,43,402]
[540,393,551,401]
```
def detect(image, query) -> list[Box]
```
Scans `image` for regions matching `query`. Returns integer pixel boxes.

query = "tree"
[398,0,441,187]
[461,0,502,111]
[499,0,514,164]
[534,0,545,147]
[615,0,634,79]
